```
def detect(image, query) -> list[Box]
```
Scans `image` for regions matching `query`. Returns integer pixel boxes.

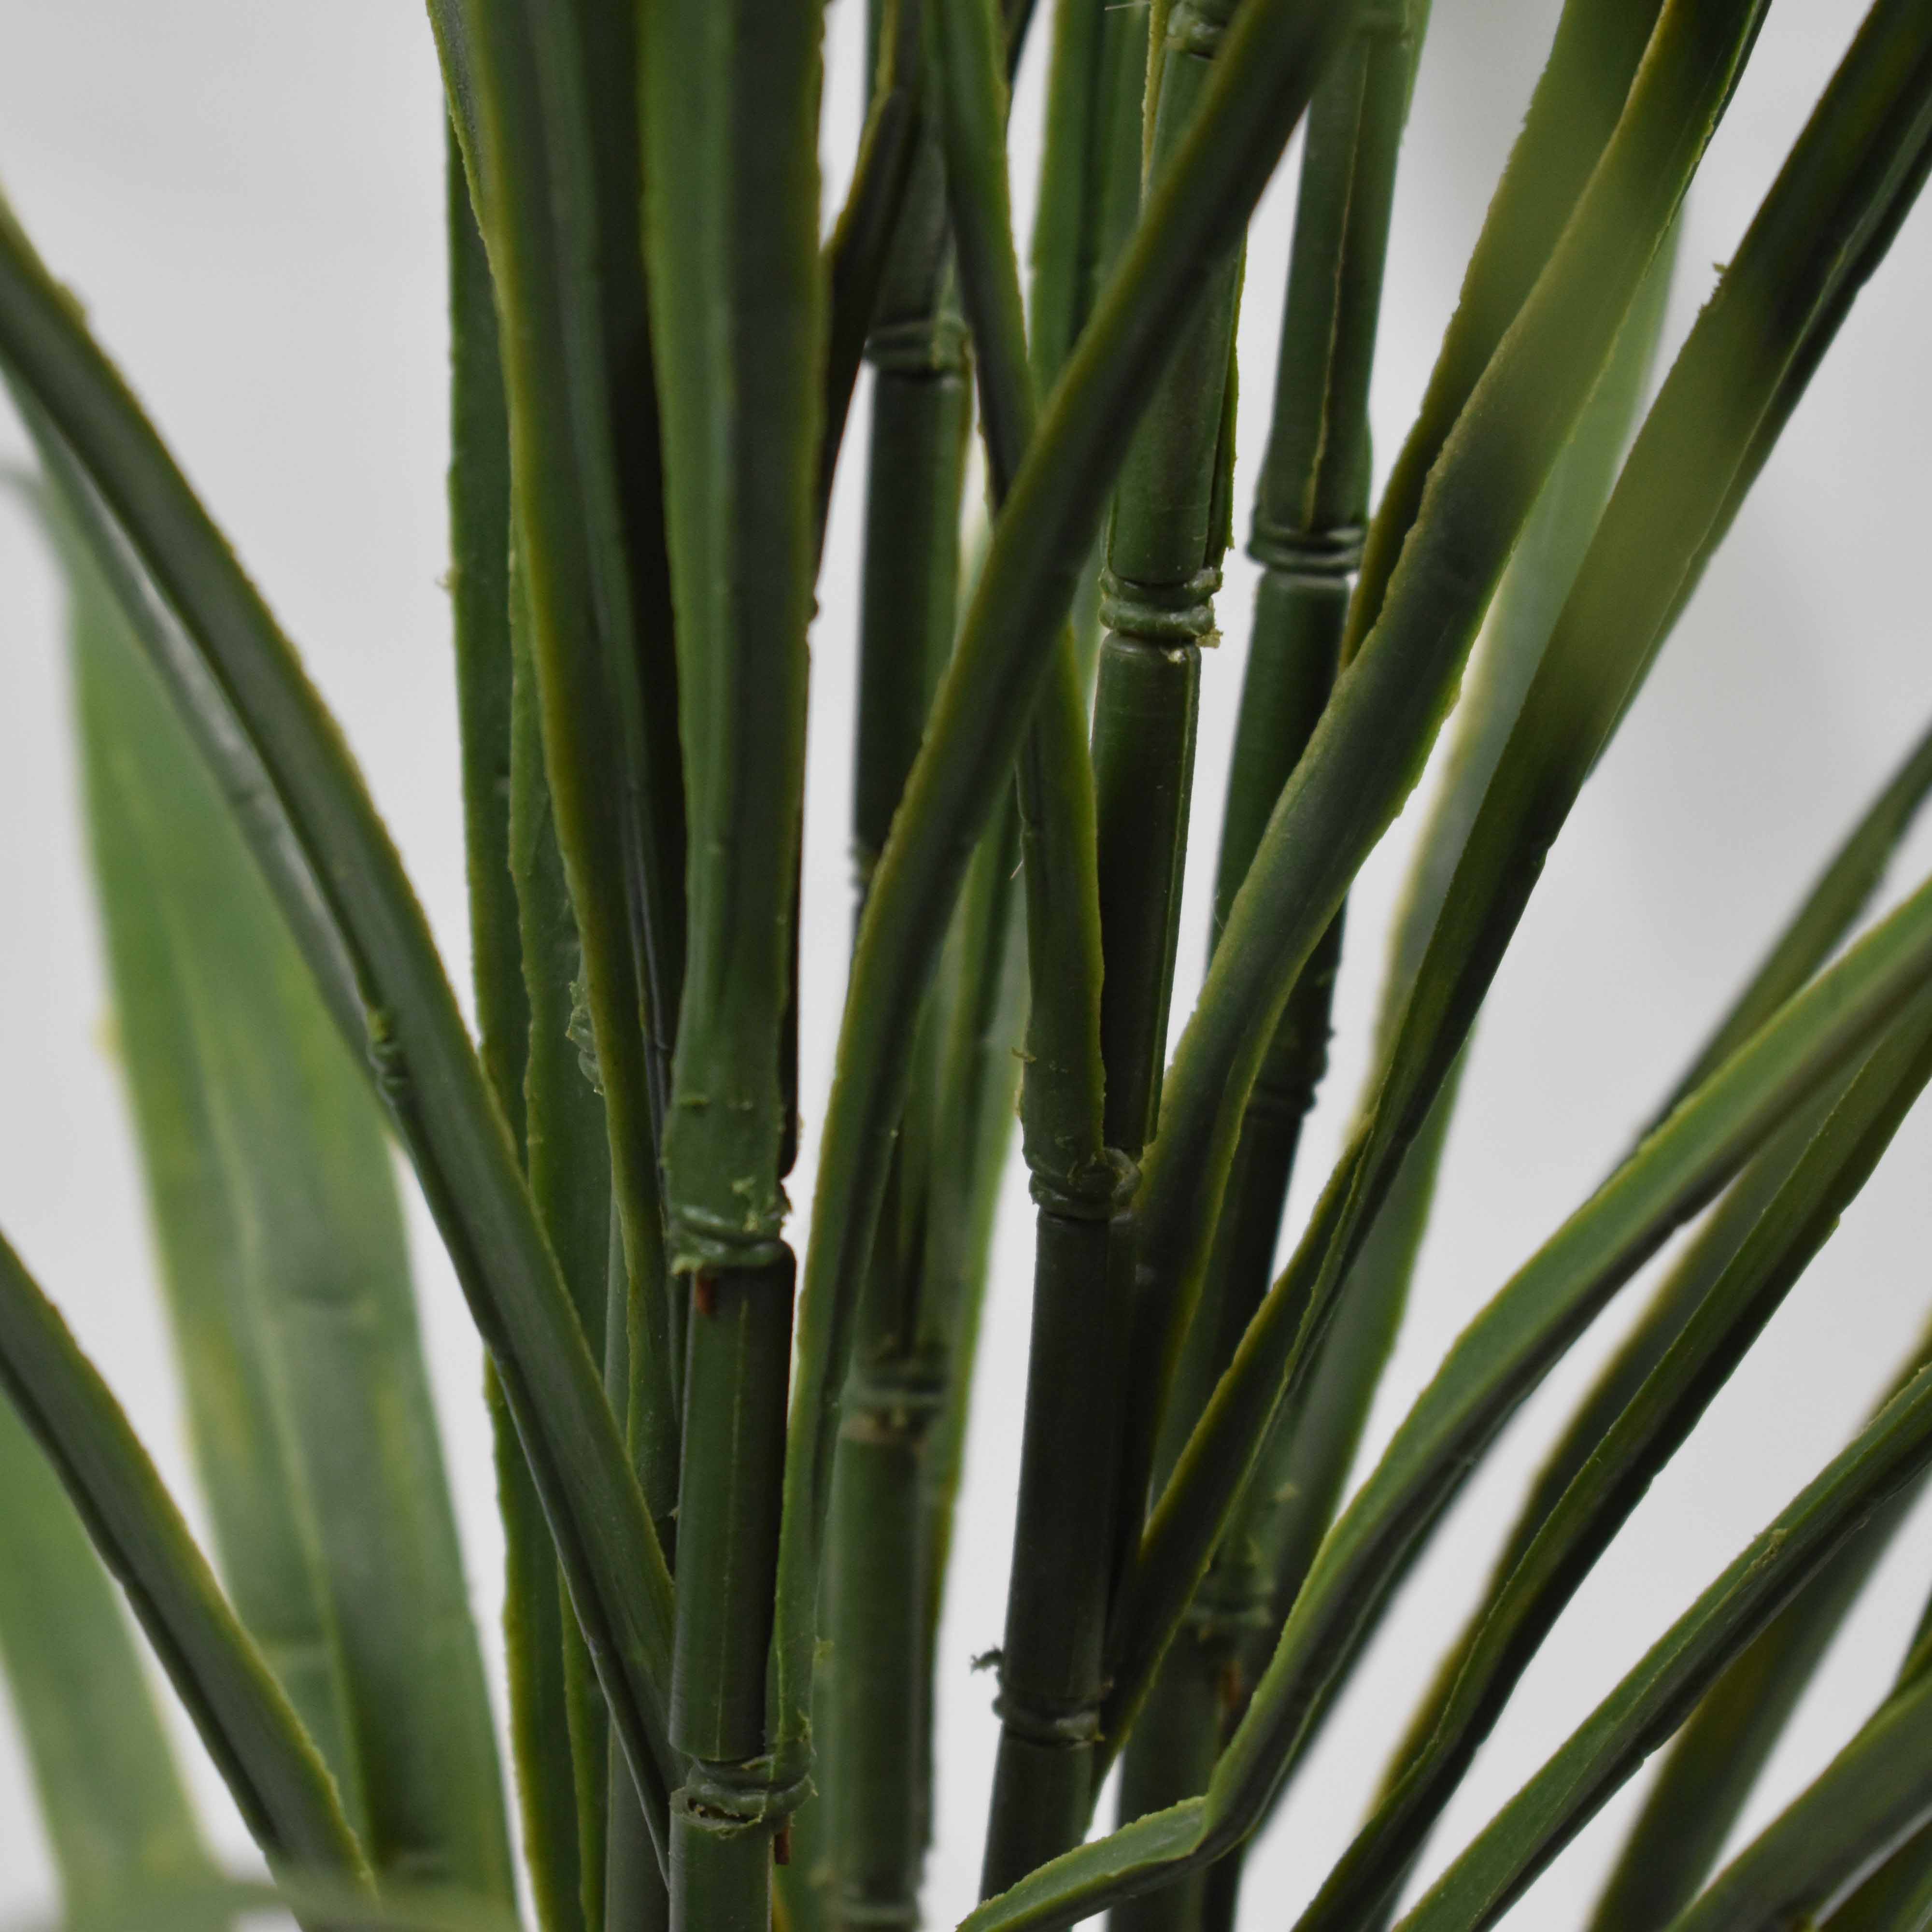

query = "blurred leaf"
[0,1397,212,1913]
[49,484,513,1897]
[0,1230,365,1879]
[0,170,679,1859]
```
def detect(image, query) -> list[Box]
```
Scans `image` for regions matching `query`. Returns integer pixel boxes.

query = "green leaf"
[0,1396,211,1913]
[50,478,512,1898]
[0,176,679,1866]
[430,0,684,1521]
[1391,1354,1932,1932]
[1126,0,1762,1535]
[962,857,1932,1932]
[1586,1326,1932,1932]
[1106,0,1932,1761]
[0,1232,365,1880]
[1639,1637,1932,1931]
[1294,983,1932,1932]
[777,0,1363,1781]
[444,116,592,1932]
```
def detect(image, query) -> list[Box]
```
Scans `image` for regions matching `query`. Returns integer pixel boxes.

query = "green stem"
[639,3,823,1918]
[829,16,973,1920]
[1108,22,1418,1908]
[926,0,1122,1889]
[774,0,1364,1791]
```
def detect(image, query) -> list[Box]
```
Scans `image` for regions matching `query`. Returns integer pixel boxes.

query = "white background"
[0,0,1929,1924]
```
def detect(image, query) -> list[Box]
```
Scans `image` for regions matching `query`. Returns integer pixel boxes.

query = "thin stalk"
[820,0,924,531]
[1026,0,1156,668]
[449,129,587,1924]
[638,3,822,1921]
[829,15,973,1916]
[1109,18,1418,1917]
[1091,0,1254,1751]
[775,0,1366,1792]
[928,0,1122,1889]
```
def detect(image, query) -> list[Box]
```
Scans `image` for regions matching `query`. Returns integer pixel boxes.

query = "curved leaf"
[0,181,679,1861]
[0,1396,211,1913]
[0,1232,364,1879]
[962,858,1932,1932]
[1391,1357,1932,1932]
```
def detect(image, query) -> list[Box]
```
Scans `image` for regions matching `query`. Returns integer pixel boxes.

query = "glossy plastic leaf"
[51,480,512,1897]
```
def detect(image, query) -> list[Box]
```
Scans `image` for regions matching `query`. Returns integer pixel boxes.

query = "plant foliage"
[1,0,1931,1929]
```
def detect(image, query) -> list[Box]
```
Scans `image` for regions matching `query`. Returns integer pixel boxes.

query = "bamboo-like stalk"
[1093,0,1256,1610]
[1113,19,1414,1917]
[638,6,823,1925]
[828,14,973,1921]
[1107,20,1415,1920]
[774,0,1359,1811]
[927,0,1123,1891]
[1105,0,1774,1751]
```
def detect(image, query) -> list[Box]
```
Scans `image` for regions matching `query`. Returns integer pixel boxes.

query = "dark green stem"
[828,23,972,1916]
[1107,22,1412,1915]
[1095,0,1252,1595]
[926,0,1122,1890]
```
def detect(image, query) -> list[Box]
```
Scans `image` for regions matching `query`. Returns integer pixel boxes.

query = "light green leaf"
[0,1397,211,1914]
[51,483,512,1898]
[0,169,678,1862]
[0,1231,364,1880]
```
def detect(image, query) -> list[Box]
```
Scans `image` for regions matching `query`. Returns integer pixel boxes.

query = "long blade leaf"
[51,478,514,1898]
[0,1232,364,1879]
[961,858,1932,1932]
[1391,1358,1932,1932]
[0,179,680,1860]
[0,1395,212,1913]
